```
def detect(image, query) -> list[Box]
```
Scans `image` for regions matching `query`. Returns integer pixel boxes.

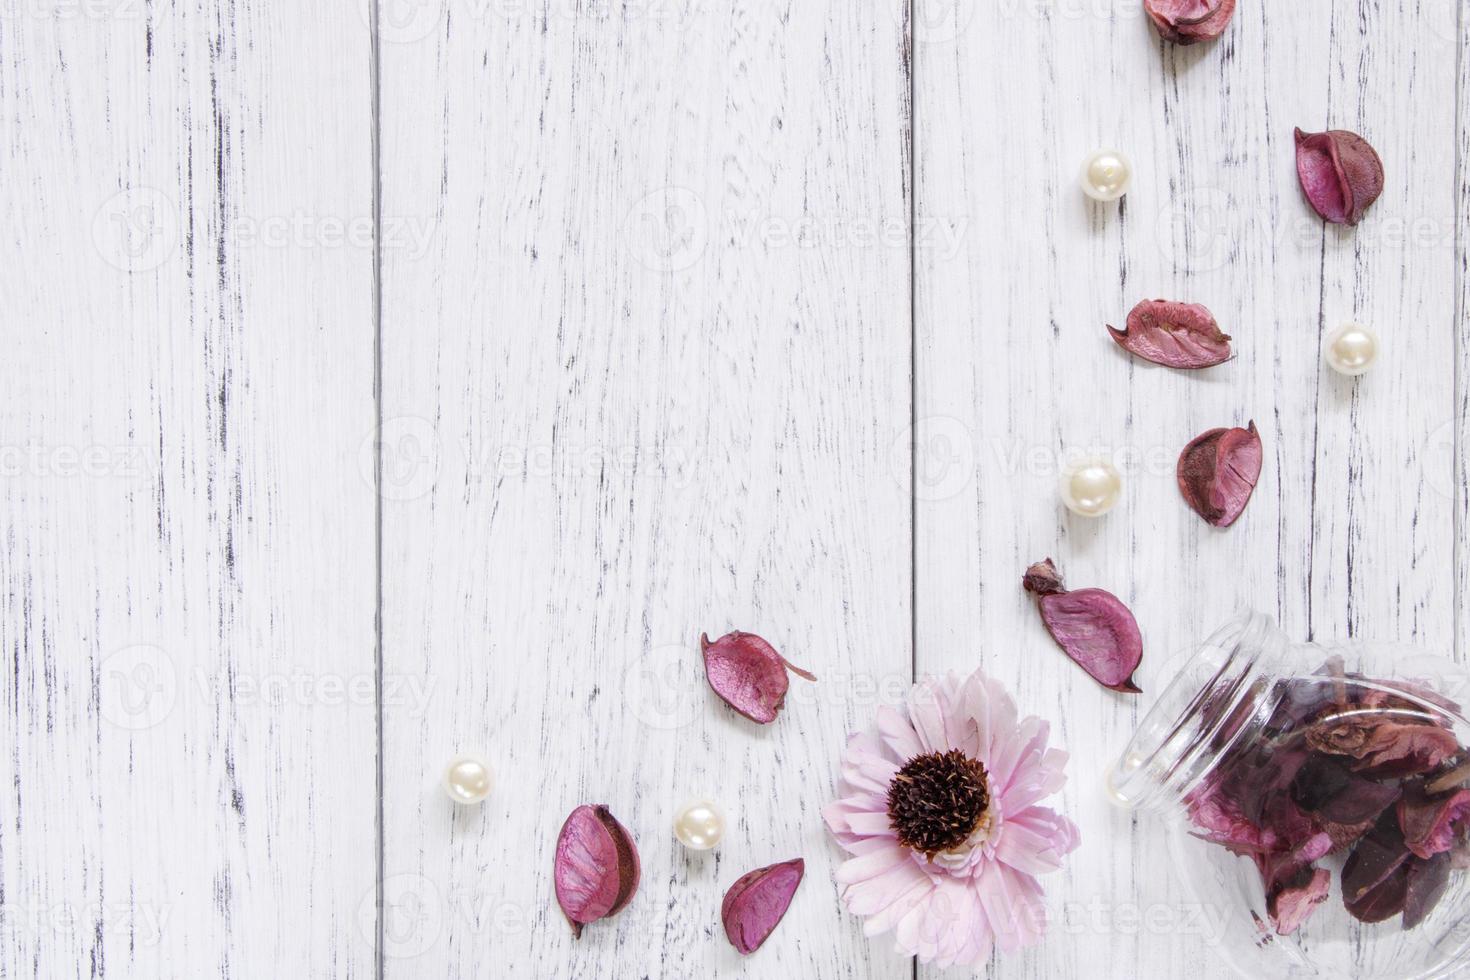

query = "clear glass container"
[1109,611,1470,979]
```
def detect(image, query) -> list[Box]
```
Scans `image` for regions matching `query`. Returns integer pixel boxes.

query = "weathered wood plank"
[0,4,377,976]
[376,2,912,976]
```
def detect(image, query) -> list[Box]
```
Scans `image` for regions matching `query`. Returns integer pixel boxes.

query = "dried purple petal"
[1294,127,1385,226]
[1022,559,1142,693]
[1177,421,1263,527]
[1342,818,1413,923]
[1144,0,1235,44]
[721,858,804,955]
[700,631,816,725]
[1108,300,1232,369]
[1398,786,1470,859]
[553,804,641,937]
[1403,852,1452,929]
[1290,756,1402,825]
[1268,866,1331,935]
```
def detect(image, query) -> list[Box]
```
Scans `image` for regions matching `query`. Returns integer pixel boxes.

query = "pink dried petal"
[700,631,816,724]
[1022,559,1142,693]
[1145,0,1235,44]
[1177,421,1263,527]
[1108,300,1232,369]
[553,804,641,937]
[1398,787,1470,859]
[721,858,804,955]
[1268,867,1331,936]
[1294,127,1384,226]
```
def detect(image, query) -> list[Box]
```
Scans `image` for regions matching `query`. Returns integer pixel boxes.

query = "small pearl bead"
[1080,149,1132,202]
[1324,323,1378,376]
[1060,458,1123,517]
[442,755,494,805]
[672,799,726,851]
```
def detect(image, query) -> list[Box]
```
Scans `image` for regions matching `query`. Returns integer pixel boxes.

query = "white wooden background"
[1,0,1464,977]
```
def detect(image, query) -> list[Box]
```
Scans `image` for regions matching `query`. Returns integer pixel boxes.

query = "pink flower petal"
[857,871,933,935]
[834,846,911,886]
[875,704,924,760]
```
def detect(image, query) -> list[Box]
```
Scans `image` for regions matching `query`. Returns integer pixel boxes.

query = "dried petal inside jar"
[1183,662,1470,935]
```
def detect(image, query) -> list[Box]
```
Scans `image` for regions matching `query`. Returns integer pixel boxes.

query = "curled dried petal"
[1108,300,1232,369]
[1294,127,1385,226]
[1023,560,1142,693]
[1145,0,1235,44]
[1398,786,1470,860]
[1177,422,1263,527]
[1307,715,1459,779]
[1268,867,1331,936]
[700,631,816,724]
[554,804,641,937]
[721,858,804,954]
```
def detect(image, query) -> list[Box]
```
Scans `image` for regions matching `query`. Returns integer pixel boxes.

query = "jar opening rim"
[1107,610,1277,810]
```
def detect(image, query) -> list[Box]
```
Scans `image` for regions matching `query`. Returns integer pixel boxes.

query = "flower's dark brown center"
[886,749,991,856]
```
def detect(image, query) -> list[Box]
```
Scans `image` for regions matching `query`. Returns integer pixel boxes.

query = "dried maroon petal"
[1342,817,1413,922]
[1307,715,1459,779]
[1022,559,1142,693]
[700,631,816,725]
[554,804,641,937]
[1294,127,1384,226]
[1427,760,1470,795]
[1177,422,1263,527]
[1398,786,1470,859]
[1268,867,1331,935]
[1108,300,1232,369]
[1290,756,1402,825]
[721,858,804,955]
[1403,852,1452,929]
[1144,0,1235,44]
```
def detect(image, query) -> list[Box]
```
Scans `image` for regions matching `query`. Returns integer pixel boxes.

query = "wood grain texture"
[375,1,911,976]
[914,0,1457,977]
[0,3,377,976]
[4,0,1467,976]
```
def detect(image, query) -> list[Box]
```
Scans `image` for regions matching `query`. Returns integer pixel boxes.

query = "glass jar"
[1109,611,1470,979]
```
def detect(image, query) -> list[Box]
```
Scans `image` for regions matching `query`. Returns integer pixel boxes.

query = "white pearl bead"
[1079,149,1132,202]
[1324,323,1378,376]
[672,799,726,851]
[442,755,494,805]
[1060,458,1123,517]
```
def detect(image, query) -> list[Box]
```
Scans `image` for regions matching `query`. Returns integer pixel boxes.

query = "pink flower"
[823,670,1079,967]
